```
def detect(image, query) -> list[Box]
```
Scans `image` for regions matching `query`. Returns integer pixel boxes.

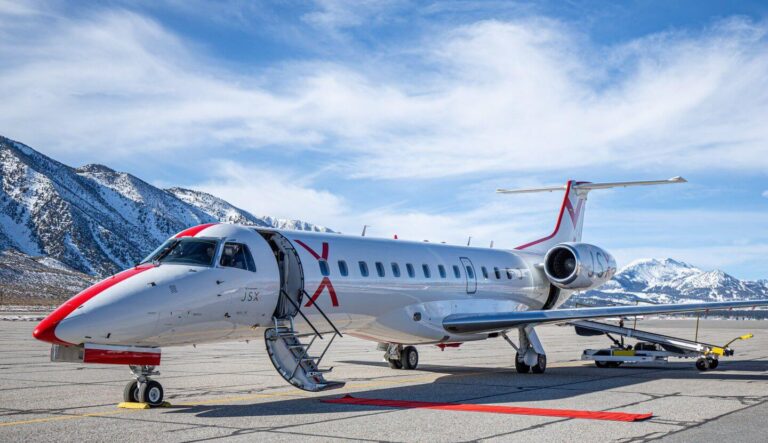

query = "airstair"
[265,290,345,392]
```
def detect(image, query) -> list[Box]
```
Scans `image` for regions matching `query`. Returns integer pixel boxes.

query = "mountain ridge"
[571,257,768,307]
[0,135,329,278]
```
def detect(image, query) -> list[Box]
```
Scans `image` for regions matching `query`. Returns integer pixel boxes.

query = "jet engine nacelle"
[543,242,617,290]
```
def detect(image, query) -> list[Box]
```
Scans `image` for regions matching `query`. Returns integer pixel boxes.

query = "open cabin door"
[257,231,304,318]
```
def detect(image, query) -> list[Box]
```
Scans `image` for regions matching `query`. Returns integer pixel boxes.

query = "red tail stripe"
[322,395,652,422]
[175,223,218,238]
[32,264,155,345]
[515,180,574,250]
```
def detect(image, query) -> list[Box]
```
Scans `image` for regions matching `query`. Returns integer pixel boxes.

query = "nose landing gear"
[123,365,165,407]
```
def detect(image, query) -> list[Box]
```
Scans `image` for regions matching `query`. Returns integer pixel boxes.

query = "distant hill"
[0,135,330,278]
[0,249,96,304]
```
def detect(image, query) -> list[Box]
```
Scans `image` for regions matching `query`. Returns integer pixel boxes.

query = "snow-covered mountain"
[570,258,768,306]
[167,187,332,233]
[0,135,329,278]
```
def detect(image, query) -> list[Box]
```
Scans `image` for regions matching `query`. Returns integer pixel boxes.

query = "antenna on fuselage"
[490,240,494,248]
[467,236,472,246]
[361,225,370,236]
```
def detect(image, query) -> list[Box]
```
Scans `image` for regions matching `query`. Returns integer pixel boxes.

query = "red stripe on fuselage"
[32,264,155,345]
[83,348,161,366]
[515,180,574,250]
[175,223,218,238]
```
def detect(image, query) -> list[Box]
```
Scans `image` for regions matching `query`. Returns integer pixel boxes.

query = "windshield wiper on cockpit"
[152,239,180,265]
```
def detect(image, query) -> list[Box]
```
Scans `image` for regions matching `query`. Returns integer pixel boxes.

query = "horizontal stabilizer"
[443,299,768,334]
[496,177,686,194]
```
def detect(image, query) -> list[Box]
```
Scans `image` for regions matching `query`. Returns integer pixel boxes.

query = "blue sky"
[1,0,767,279]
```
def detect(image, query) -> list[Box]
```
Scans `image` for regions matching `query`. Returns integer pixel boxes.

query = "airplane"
[32,177,768,407]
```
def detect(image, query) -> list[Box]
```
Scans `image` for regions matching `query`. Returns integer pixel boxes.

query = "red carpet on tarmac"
[322,395,653,422]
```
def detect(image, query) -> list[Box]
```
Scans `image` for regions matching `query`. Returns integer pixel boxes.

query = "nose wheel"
[125,365,165,407]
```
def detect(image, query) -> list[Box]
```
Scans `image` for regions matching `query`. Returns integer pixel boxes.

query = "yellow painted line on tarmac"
[0,410,125,428]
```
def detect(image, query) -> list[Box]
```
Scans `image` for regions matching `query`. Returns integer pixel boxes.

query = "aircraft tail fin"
[497,177,686,253]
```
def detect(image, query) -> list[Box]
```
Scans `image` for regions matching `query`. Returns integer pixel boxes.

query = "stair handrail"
[302,289,343,338]
[280,289,323,339]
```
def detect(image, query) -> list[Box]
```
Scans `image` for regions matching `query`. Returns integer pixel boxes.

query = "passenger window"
[481,266,489,279]
[422,264,431,278]
[359,261,369,277]
[319,260,330,276]
[438,265,446,279]
[506,269,514,280]
[406,263,415,278]
[220,242,256,272]
[494,267,501,279]
[391,263,401,277]
[375,262,385,277]
[338,260,348,277]
[466,266,474,279]
[453,265,461,278]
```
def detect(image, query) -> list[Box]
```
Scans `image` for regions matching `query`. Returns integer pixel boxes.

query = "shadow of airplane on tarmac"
[162,357,768,419]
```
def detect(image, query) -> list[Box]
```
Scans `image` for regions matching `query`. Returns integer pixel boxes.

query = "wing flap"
[443,300,768,334]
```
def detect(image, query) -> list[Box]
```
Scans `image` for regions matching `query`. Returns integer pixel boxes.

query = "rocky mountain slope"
[570,258,768,306]
[0,249,96,304]
[0,135,328,278]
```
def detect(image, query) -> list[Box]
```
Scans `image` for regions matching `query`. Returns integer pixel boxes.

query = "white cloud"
[194,161,347,225]
[190,160,561,247]
[1,10,767,179]
[302,0,397,30]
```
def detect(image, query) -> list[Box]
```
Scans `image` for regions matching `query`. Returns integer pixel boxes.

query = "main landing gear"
[123,365,165,407]
[383,344,419,370]
[504,326,547,374]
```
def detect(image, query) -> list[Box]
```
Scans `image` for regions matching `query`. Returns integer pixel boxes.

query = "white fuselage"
[35,224,574,349]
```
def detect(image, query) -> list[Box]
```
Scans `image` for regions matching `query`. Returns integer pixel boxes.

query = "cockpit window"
[220,242,256,272]
[144,238,219,267]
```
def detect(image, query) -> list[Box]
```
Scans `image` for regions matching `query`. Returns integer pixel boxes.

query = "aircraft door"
[460,257,477,294]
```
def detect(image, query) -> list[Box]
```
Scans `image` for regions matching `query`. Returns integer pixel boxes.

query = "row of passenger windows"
[319,259,519,280]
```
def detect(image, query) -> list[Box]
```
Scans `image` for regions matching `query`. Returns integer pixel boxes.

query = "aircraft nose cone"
[33,313,69,345]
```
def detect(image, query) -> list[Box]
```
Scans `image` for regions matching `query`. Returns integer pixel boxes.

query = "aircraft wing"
[442,300,768,334]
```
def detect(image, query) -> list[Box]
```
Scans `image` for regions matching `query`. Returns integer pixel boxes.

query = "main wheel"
[515,352,530,373]
[595,360,608,368]
[708,358,719,369]
[387,358,403,369]
[531,354,547,374]
[695,358,709,371]
[139,380,164,407]
[607,362,621,368]
[401,346,419,370]
[123,380,139,403]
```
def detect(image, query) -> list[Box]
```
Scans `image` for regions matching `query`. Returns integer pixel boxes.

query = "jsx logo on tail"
[294,240,339,308]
